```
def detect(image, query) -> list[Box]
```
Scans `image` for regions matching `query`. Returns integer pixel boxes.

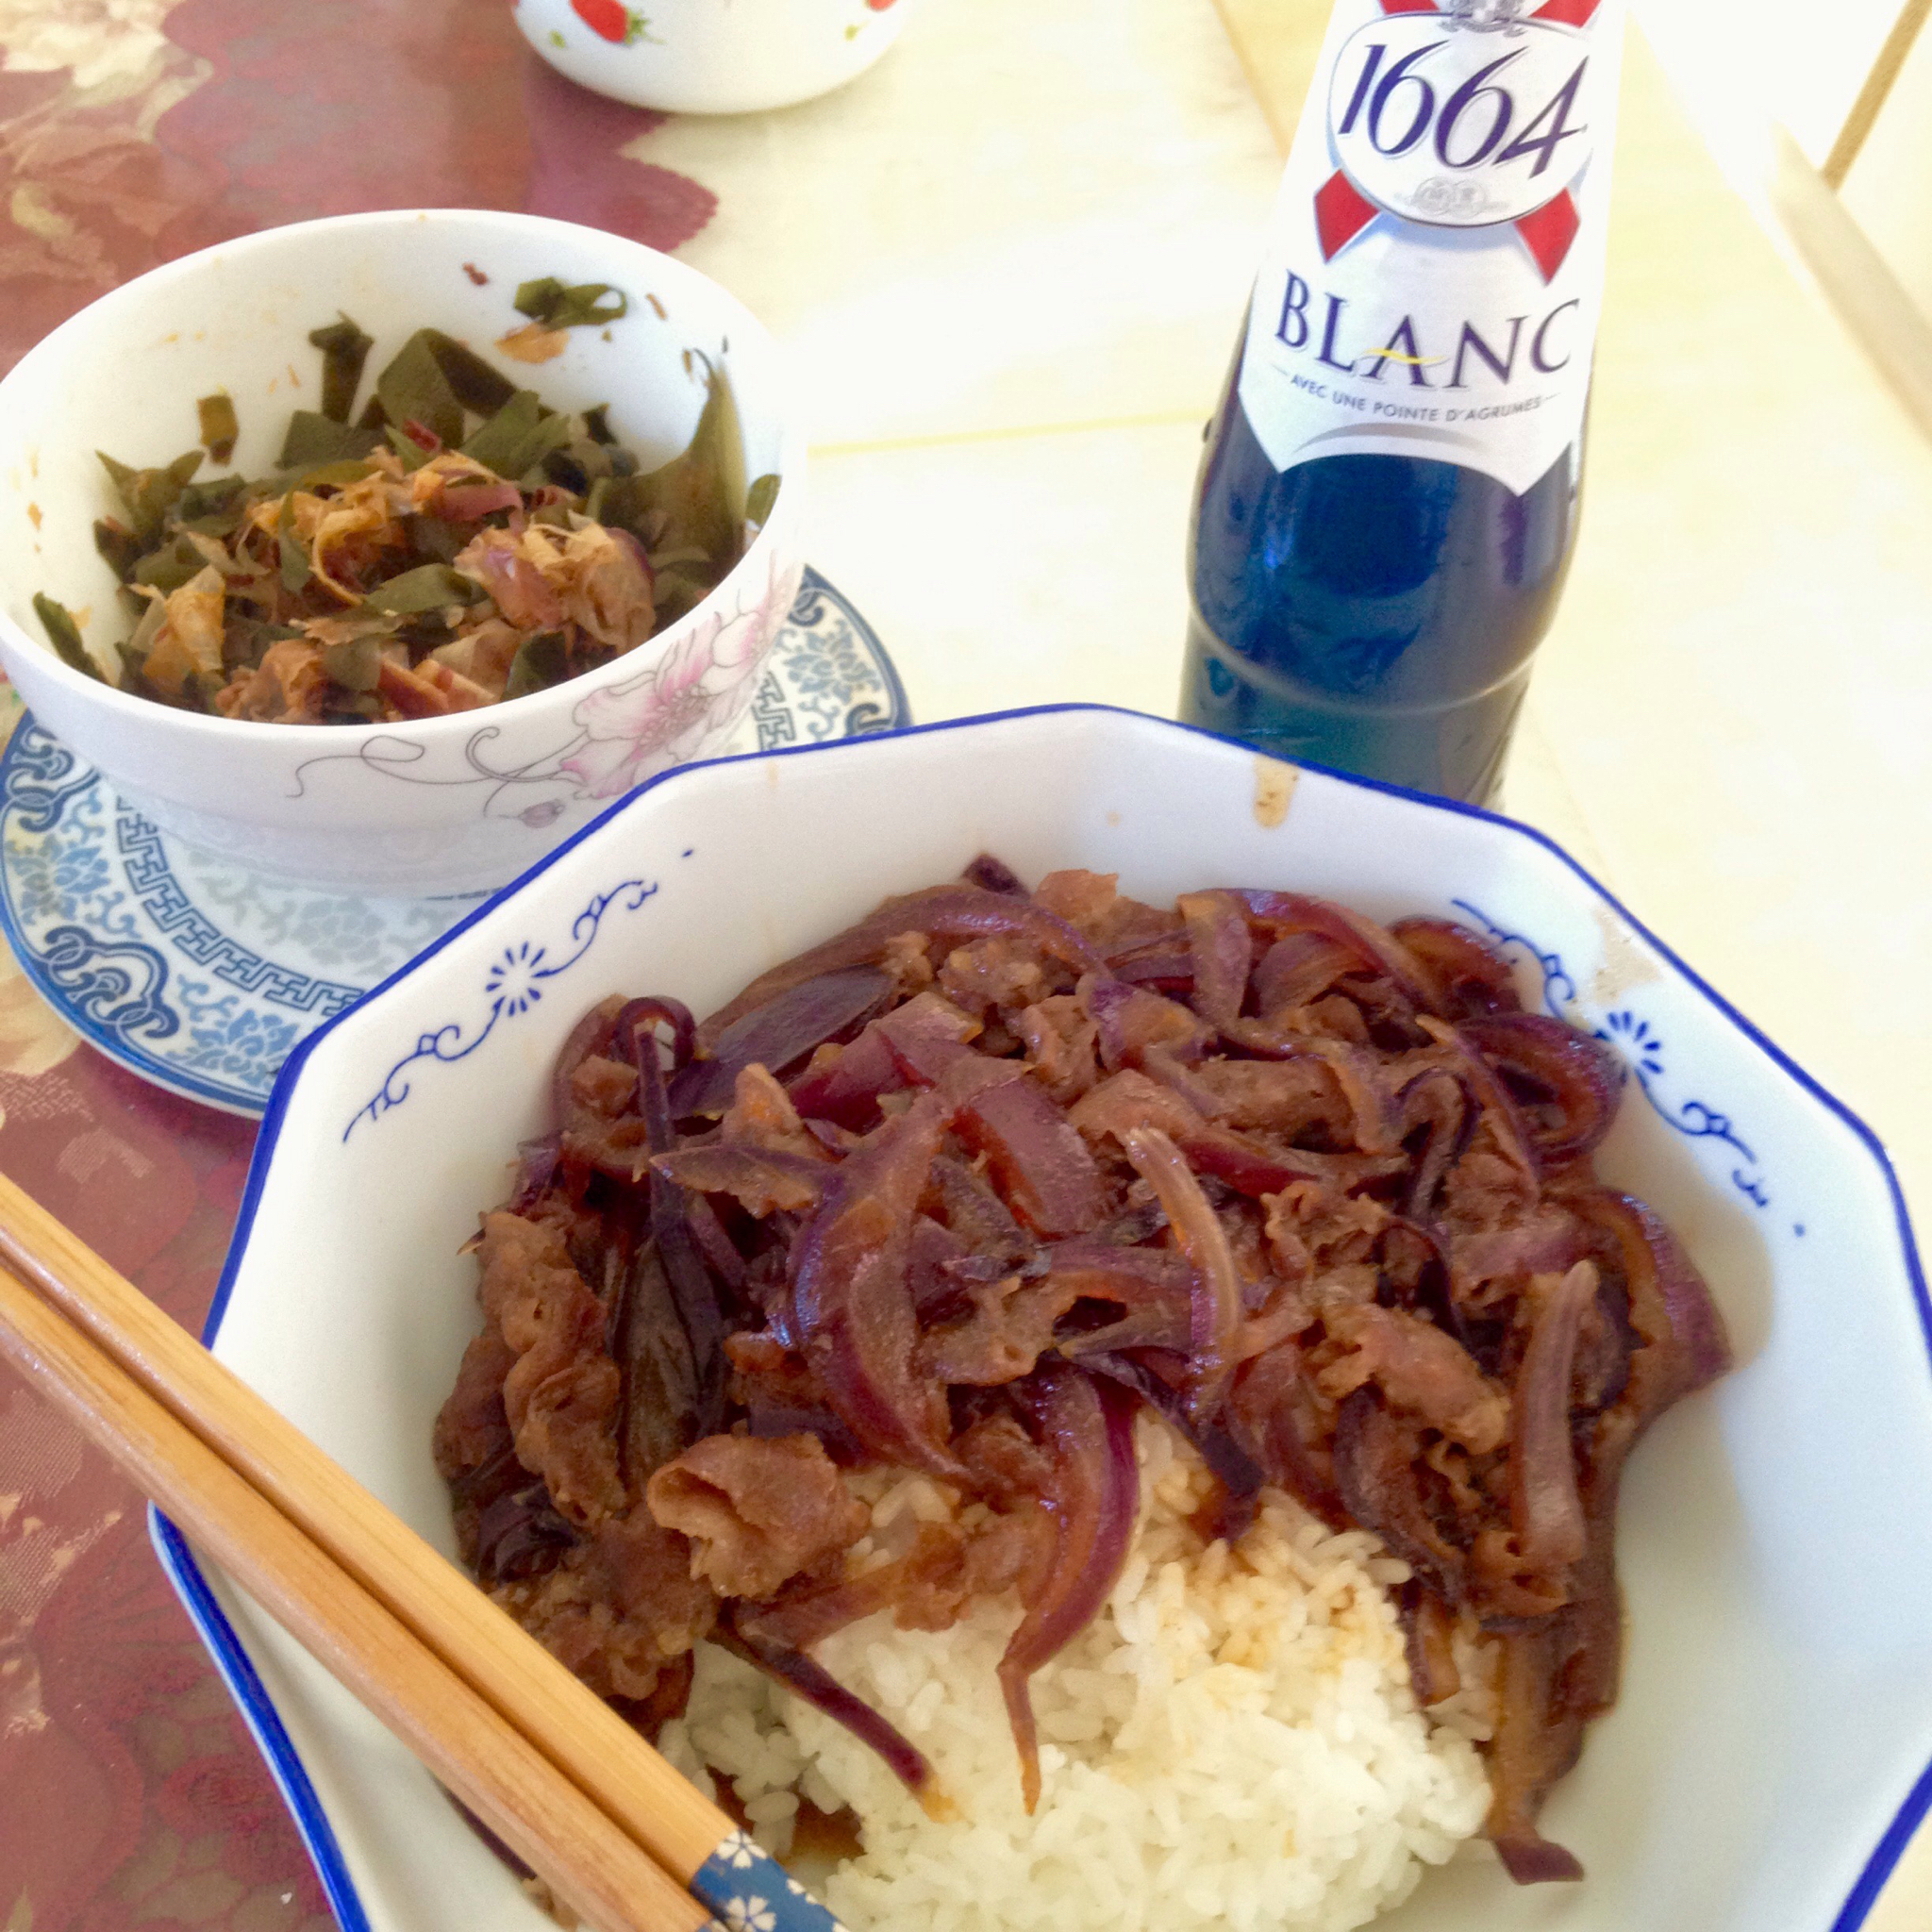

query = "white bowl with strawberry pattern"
[512,0,928,116]
[0,207,806,895]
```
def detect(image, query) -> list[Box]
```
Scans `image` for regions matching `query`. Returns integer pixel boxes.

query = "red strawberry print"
[572,0,647,43]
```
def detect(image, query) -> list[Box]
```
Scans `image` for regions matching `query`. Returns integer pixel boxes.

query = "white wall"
[1630,0,1905,167]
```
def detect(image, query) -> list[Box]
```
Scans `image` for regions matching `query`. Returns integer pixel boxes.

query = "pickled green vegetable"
[48,288,756,726]
[512,278,628,330]
[197,393,238,465]
[32,592,103,681]
[308,316,373,423]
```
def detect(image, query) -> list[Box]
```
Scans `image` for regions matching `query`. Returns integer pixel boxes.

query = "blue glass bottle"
[1179,374,1582,804]
[1179,0,1621,805]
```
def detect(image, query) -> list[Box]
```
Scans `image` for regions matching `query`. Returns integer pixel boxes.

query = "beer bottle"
[1178,0,1623,803]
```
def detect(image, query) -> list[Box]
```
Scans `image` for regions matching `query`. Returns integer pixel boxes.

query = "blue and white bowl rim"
[154,700,1932,1932]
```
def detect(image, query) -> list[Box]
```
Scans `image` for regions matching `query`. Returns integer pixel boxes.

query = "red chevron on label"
[1514,190,1580,279]
[1378,0,1441,12]
[1531,0,1601,22]
[1314,171,1381,260]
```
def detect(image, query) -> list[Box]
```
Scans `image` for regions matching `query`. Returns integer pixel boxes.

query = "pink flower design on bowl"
[561,559,802,799]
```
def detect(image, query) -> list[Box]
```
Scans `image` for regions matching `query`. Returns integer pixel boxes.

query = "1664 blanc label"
[1238,0,1624,495]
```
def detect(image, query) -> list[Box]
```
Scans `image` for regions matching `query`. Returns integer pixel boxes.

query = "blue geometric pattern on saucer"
[0,567,908,1117]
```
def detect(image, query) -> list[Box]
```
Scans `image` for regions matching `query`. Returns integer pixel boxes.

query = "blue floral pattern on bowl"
[345,878,658,1140]
[0,568,908,1117]
[1452,896,1771,1210]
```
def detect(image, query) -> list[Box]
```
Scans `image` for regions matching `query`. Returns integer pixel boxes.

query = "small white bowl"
[162,707,1932,1932]
[0,208,806,895]
[512,0,927,115]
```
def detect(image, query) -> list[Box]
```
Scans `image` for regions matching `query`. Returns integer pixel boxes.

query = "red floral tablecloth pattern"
[0,5,720,1924]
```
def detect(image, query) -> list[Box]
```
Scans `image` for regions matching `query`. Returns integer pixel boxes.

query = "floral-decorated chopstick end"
[691,1829,850,1932]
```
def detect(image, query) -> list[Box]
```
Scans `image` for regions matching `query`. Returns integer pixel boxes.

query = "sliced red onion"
[612,1237,701,1485]
[1642,1209,1731,1398]
[1433,1025,1542,1187]
[1509,1261,1598,1572]
[1040,1237,1194,1304]
[804,1118,868,1157]
[1372,1216,1468,1348]
[787,1024,908,1129]
[1174,891,1254,1026]
[1569,1190,1731,1424]
[864,1000,1096,1236]
[473,1482,575,1584]
[1225,1341,1344,1525]
[551,999,621,1128]
[908,1212,973,1319]
[1054,1305,1191,1357]
[650,1144,832,1217]
[742,1399,865,1465]
[1075,1069,1400,1200]
[722,1617,940,1808]
[1389,918,1522,1019]
[1223,890,1441,1013]
[957,1078,1107,1239]
[1108,947,1194,991]
[683,1192,746,1291]
[1295,1038,1395,1152]
[612,997,724,1433]
[1198,1133,1406,1199]
[1119,1126,1242,1421]
[1140,1044,1235,1121]
[1331,1390,1465,1598]
[789,1091,962,1476]
[611,995,697,1074]
[1249,931,1358,1016]
[607,525,657,592]
[1485,1624,1590,1884]
[962,853,1026,895]
[1461,1014,1624,1163]
[449,1439,523,1513]
[1495,1835,1587,1886]
[1448,1210,1587,1296]
[1041,1240,1197,1357]
[669,966,892,1119]
[1084,975,1211,1071]
[929,1155,1033,1271]
[1080,1348,1262,1539]
[1396,1579,1462,1708]
[464,538,561,629]
[872,991,983,1083]
[507,1136,560,1215]
[697,886,1107,1051]
[998,1365,1139,1810]
[1393,1068,1475,1220]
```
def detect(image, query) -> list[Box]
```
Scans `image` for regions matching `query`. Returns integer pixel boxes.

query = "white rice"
[659,1418,1493,1932]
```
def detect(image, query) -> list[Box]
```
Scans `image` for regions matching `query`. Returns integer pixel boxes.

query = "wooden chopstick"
[0,1260,708,1932]
[0,1171,750,1910]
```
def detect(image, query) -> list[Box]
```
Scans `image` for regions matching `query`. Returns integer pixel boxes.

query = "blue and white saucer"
[0,568,909,1117]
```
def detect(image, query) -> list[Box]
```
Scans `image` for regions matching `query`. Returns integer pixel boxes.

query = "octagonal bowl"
[160,705,1932,1932]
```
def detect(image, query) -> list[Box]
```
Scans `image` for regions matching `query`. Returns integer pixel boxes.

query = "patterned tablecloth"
[0,6,721,1929]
